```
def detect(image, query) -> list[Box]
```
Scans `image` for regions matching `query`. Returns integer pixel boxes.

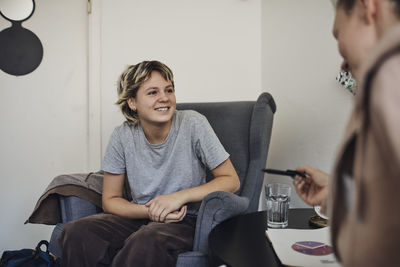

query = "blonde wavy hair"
[116,61,175,124]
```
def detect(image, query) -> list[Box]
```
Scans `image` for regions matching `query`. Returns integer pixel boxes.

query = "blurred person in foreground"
[294,0,400,266]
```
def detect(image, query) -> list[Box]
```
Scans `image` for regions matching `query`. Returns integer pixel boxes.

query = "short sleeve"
[193,114,229,170]
[101,128,126,174]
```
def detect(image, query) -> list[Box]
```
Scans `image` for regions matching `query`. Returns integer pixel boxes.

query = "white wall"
[0,0,88,251]
[97,0,262,158]
[261,0,353,208]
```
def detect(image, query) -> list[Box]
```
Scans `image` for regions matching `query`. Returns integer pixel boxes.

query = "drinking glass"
[265,183,291,228]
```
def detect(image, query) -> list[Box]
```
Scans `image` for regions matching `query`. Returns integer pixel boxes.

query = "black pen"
[262,168,307,179]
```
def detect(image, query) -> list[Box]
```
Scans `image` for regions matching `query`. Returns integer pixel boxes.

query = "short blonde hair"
[116,61,175,124]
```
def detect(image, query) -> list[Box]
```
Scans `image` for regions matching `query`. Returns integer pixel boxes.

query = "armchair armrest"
[193,191,249,253]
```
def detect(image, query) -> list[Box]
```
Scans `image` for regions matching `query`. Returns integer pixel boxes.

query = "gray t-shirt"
[101,110,229,211]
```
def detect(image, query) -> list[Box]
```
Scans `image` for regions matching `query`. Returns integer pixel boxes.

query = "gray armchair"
[48,92,276,267]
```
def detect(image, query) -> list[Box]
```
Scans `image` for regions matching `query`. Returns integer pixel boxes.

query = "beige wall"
[0,0,88,251]
[261,0,353,208]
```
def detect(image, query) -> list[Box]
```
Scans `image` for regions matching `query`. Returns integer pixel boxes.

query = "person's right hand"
[293,165,329,206]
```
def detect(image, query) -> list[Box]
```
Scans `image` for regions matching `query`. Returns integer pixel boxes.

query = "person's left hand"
[164,206,187,223]
[145,192,185,222]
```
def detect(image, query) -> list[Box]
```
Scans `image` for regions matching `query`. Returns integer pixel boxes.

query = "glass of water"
[265,183,291,228]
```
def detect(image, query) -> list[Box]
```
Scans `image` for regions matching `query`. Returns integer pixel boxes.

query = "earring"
[336,69,356,95]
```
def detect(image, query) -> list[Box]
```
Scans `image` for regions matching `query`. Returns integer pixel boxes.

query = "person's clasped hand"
[293,165,329,206]
[164,206,187,223]
[145,193,187,223]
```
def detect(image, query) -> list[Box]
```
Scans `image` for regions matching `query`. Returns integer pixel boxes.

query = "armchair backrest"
[177,92,276,213]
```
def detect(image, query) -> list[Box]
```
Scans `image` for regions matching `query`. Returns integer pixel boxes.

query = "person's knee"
[59,219,93,246]
[113,224,167,267]
[133,224,166,246]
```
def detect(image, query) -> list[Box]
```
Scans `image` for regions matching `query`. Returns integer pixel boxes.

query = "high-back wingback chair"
[48,92,276,267]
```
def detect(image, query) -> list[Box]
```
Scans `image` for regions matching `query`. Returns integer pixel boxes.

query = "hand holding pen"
[292,165,329,206]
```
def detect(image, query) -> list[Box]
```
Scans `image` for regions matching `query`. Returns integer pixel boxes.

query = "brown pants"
[58,213,196,267]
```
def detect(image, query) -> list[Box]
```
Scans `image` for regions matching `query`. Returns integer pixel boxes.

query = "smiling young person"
[58,61,240,267]
[293,0,400,266]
